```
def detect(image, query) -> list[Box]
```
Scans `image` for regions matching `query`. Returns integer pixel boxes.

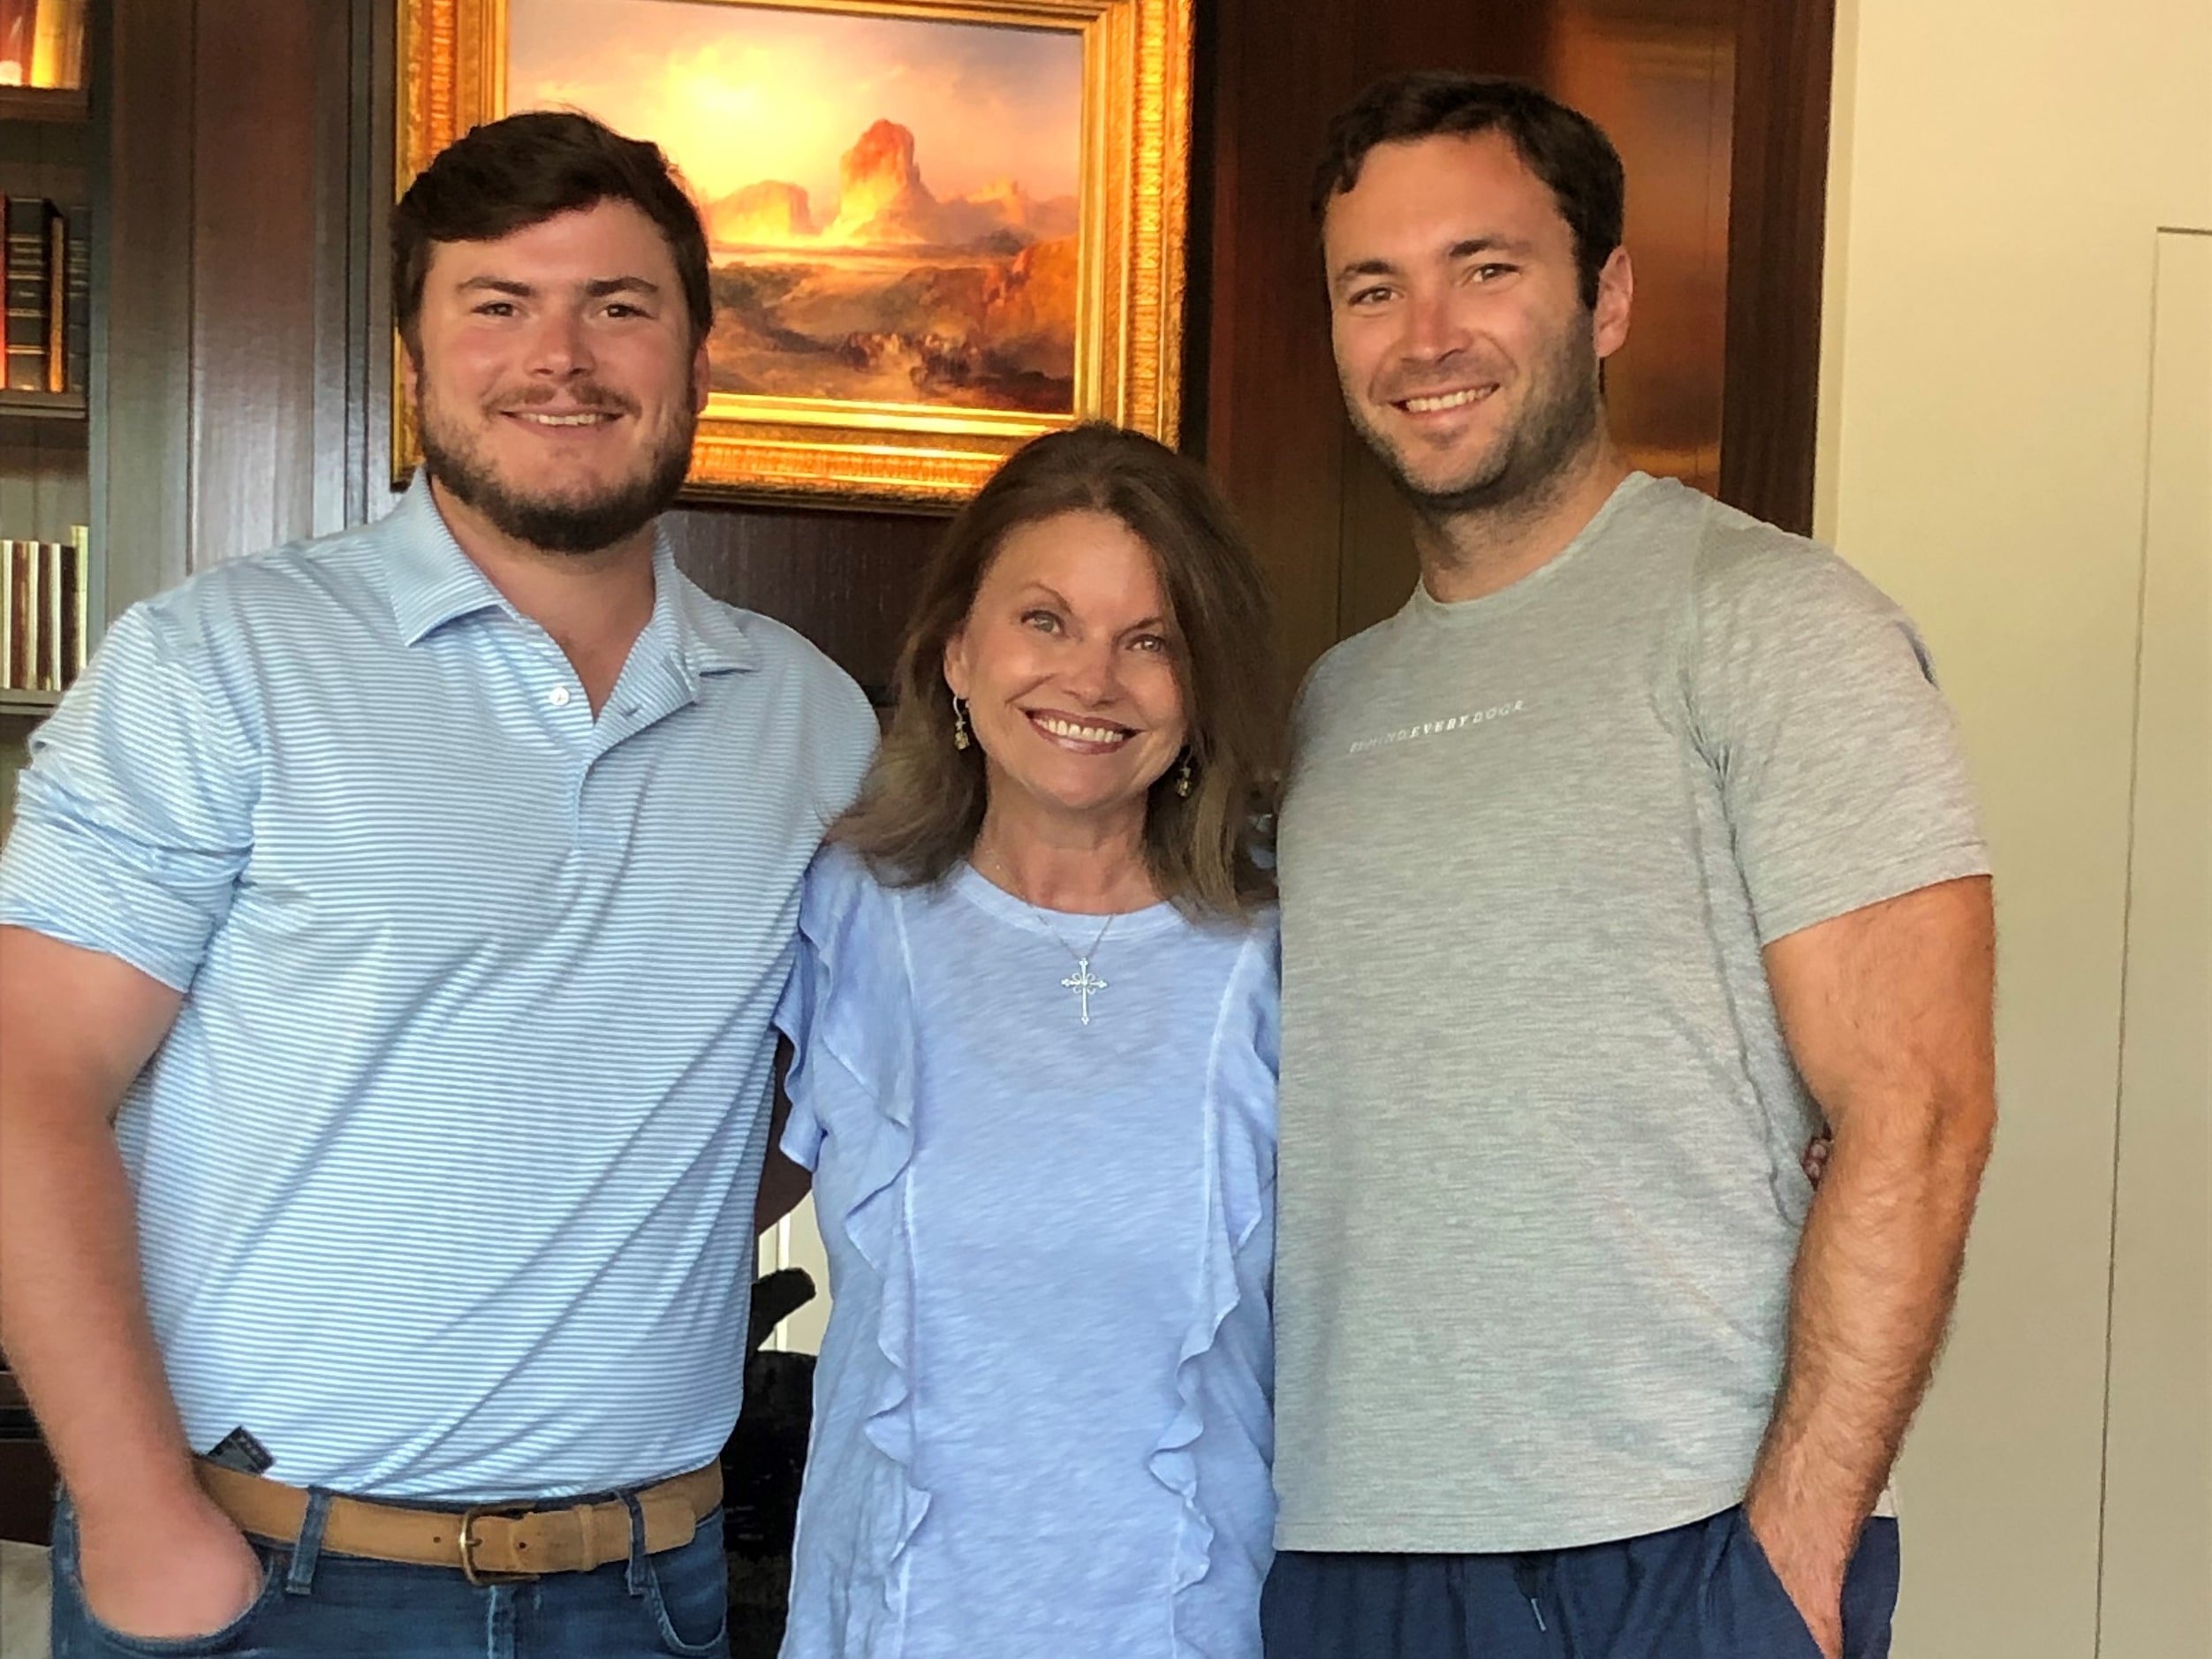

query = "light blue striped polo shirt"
[0,473,878,1502]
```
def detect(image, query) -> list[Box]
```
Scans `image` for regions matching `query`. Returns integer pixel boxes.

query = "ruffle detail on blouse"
[776,847,931,1644]
[1142,925,1280,1656]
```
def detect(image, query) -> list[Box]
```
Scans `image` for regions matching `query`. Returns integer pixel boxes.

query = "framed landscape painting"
[397,0,1193,506]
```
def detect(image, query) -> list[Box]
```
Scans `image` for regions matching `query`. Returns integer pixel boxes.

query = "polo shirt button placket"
[539,676,589,848]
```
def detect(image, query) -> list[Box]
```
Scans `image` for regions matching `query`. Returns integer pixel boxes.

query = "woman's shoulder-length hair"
[831,422,1281,922]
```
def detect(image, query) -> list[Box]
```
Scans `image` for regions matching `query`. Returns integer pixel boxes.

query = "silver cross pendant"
[1061,958,1107,1025]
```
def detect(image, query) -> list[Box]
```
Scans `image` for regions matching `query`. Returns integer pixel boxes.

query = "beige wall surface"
[1818,0,2212,1654]
[2100,225,2211,1659]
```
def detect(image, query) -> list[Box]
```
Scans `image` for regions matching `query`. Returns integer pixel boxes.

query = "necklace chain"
[980,851,1119,1025]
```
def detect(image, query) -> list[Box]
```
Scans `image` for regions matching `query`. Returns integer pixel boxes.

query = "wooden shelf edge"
[0,690,62,715]
[0,85,89,124]
[0,391,89,421]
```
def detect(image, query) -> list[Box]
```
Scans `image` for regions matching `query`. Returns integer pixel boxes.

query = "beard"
[1346,316,1604,521]
[415,380,695,557]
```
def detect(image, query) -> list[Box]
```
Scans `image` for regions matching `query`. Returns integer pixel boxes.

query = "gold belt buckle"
[456,1505,540,1587]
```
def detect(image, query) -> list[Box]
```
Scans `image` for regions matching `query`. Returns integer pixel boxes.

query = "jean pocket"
[52,1504,284,1658]
[642,1509,730,1658]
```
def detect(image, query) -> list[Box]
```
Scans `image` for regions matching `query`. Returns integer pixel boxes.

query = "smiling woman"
[769,422,1285,1656]
[834,421,1280,920]
[944,508,1190,873]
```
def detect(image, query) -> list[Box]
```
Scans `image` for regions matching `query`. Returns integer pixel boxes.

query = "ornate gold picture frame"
[396,0,1192,507]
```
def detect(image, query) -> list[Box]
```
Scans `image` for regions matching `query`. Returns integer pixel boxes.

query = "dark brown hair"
[391,110,713,360]
[1312,72,1625,309]
[835,423,1280,920]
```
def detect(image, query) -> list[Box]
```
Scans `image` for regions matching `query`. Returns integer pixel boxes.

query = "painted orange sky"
[508,0,1083,214]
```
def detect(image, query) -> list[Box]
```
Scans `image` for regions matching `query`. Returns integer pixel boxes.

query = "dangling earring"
[951,695,972,752]
[1173,753,1193,798]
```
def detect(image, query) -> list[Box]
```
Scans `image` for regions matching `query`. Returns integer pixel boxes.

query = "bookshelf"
[0,0,95,760]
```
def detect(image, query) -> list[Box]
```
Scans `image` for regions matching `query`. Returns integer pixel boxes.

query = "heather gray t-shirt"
[1272,473,1989,1552]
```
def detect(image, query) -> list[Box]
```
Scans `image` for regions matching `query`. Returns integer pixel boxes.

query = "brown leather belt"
[194,1458,723,1585]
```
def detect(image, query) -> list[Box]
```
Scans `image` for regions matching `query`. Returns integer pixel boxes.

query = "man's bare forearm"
[0,1103,203,1523]
[755,1036,811,1234]
[1,935,266,1635]
[755,1148,812,1235]
[1746,1097,1990,1551]
[1746,877,1997,1659]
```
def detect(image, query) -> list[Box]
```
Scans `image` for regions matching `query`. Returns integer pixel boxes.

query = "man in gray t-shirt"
[1263,74,1995,1659]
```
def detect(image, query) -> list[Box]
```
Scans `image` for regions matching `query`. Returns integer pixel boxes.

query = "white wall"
[759,1193,832,1355]
[1818,0,2211,1652]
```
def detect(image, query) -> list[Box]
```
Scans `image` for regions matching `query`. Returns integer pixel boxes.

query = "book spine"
[44,207,64,391]
[4,195,53,394]
[63,204,87,395]
[68,522,87,680]
[41,539,61,691]
[13,537,38,692]
[0,542,14,691]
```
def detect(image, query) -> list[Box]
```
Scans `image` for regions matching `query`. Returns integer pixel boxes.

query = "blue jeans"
[1261,1507,1901,1659]
[49,1489,730,1658]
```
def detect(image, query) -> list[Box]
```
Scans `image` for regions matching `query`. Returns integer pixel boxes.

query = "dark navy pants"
[49,1490,730,1659]
[1261,1507,1900,1659]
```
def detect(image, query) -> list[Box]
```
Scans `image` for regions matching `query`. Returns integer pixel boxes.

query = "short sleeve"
[772,845,898,1172]
[0,603,261,990]
[1284,651,1338,788]
[1249,919,1281,1082]
[1687,529,1989,944]
[774,922,828,1172]
[810,666,881,827]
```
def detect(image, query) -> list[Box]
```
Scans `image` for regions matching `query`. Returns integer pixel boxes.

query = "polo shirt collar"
[379,470,760,686]
[660,541,759,682]
[381,472,516,647]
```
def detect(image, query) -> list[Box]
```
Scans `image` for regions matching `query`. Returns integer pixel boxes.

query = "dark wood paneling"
[0,1437,55,1546]
[666,507,943,705]
[313,0,380,538]
[0,420,90,548]
[102,0,195,609]
[1717,0,1834,534]
[349,0,399,528]
[187,0,330,564]
[351,0,399,532]
[1552,0,1733,494]
[1335,425,1416,640]
[1197,0,1372,681]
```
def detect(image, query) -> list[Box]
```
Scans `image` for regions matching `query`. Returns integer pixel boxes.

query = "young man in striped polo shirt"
[0,111,875,1656]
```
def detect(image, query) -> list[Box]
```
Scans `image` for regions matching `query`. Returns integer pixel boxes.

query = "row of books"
[3,528,88,693]
[0,0,87,90]
[3,195,86,397]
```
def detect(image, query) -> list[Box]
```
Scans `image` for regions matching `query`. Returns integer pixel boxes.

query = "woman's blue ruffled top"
[776,847,1278,1659]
